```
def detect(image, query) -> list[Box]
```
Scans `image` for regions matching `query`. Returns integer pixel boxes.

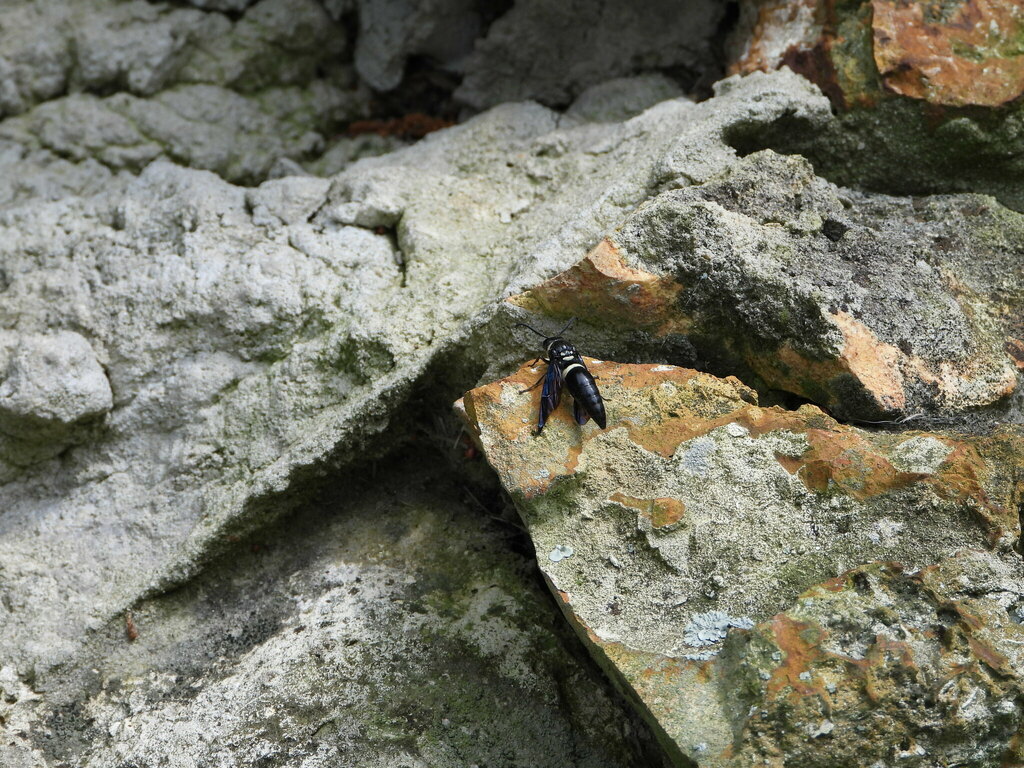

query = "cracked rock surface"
[3,1,1024,764]
[1,454,661,768]
[728,0,1024,213]
[459,360,1024,766]
[0,32,831,765]
[510,150,1024,422]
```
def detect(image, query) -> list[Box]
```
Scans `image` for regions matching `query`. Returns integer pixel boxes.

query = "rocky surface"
[452,0,725,109]
[1,453,662,768]
[459,360,1024,765]
[0,0,363,195]
[510,150,1024,422]
[0,52,834,766]
[0,0,735,206]
[2,2,1023,765]
[727,0,1024,212]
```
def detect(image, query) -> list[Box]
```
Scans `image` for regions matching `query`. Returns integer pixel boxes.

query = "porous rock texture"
[727,0,1024,212]
[0,21,841,762]
[459,361,1024,766]
[3,2,1024,765]
[509,150,1024,421]
[2,454,659,768]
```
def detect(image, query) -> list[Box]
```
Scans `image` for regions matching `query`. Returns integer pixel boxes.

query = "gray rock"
[564,74,687,125]
[353,0,482,92]
[613,150,1022,419]
[1,456,660,768]
[0,71,828,685]
[0,332,113,477]
[0,331,112,439]
[455,0,724,109]
[0,0,364,194]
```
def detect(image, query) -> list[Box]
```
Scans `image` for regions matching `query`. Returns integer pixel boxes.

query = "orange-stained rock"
[871,0,1024,107]
[458,359,759,497]
[720,555,1024,767]
[730,0,1024,109]
[505,243,1019,420]
[457,360,1024,766]
[506,239,690,335]
[511,150,1024,421]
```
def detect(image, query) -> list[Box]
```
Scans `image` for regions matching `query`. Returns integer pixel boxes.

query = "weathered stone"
[0,331,112,439]
[0,0,363,194]
[0,71,829,684]
[564,75,687,125]
[0,455,660,768]
[720,552,1024,767]
[728,0,1024,212]
[728,0,823,81]
[732,0,1024,109]
[353,0,481,92]
[871,0,1024,108]
[454,0,725,109]
[458,360,1024,765]
[510,150,1024,421]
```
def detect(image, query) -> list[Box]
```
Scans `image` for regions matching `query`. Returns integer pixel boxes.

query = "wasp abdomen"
[565,368,606,428]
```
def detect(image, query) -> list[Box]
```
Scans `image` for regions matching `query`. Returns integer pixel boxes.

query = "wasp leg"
[520,374,547,394]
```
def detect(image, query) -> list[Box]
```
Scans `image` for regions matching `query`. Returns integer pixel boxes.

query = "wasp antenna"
[557,317,576,336]
[515,322,547,339]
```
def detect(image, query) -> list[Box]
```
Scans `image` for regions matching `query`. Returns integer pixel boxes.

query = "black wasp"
[517,318,607,433]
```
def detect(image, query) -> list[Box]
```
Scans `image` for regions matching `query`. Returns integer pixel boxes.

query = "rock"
[353,0,482,92]
[0,331,112,472]
[454,0,725,109]
[509,150,1024,421]
[0,454,662,768]
[564,75,687,125]
[720,553,1024,767]
[0,70,829,680]
[458,360,1024,765]
[731,0,1024,108]
[727,0,1024,212]
[869,0,1024,108]
[0,0,364,194]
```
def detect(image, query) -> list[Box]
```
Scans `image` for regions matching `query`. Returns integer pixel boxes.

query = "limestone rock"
[454,0,725,109]
[1,456,659,768]
[0,0,363,196]
[564,75,687,125]
[720,553,1024,767]
[0,332,112,475]
[0,331,112,438]
[733,0,1024,109]
[458,360,1024,765]
[510,151,1024,421]
[727,0,1024,212]
[353,0,482,92]
[0,70,828,682]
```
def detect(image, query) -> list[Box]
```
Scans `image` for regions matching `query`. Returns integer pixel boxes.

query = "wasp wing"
[572,397,591,426]
[538,362,562,431]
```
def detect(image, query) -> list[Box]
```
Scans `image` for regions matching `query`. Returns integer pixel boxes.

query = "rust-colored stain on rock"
[728,559,1024,764]
[1007,338,1024,369]
[511,249,1017,421]
[872,0,1024,107]
[609,492,687,529]
[506,240,690,335]
[730,0,824,75]
[774,428,928,500]
[459,360,753,496]
[460,361,1020,544]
